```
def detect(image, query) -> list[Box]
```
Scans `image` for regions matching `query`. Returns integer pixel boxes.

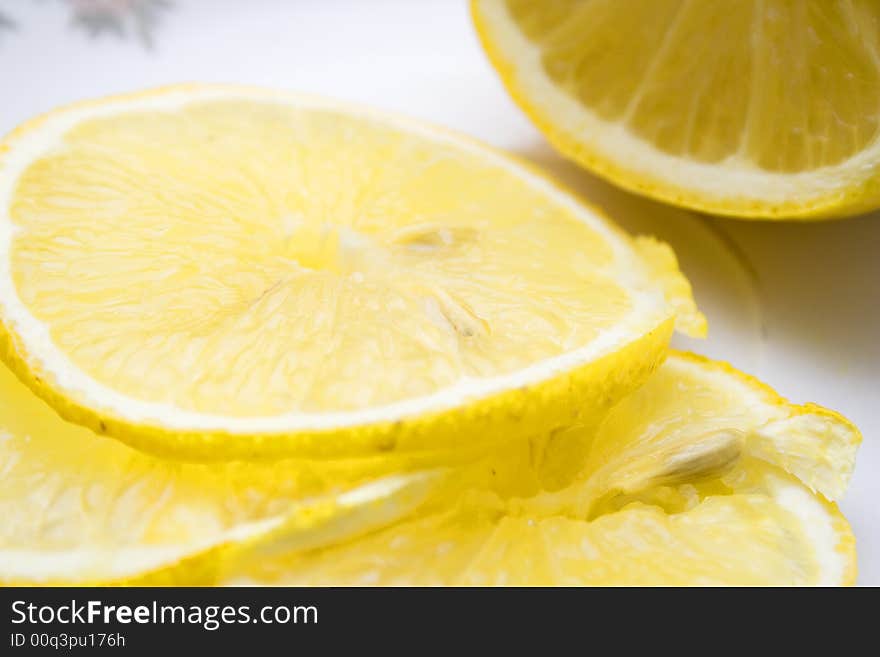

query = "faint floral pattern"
[0,0,172,49]
[0,10,17,40]
[68,0,172,49]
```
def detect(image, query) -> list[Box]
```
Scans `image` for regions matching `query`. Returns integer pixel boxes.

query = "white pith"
[771,477,849,585]
[478,0,880,208]
[0,84,671,434]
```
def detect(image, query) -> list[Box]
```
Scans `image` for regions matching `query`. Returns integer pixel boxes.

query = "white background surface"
[1,0,877,584]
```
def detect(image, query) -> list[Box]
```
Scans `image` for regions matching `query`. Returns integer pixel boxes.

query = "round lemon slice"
[0,360,436,585]
[231,352,859,586]
[0,85,702,461]
[473,0,880,219]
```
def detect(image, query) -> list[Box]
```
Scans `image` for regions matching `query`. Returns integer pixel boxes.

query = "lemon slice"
[231,352,859,586]
[0,84,702,461]
[0,360,436,585]
[473,0,880,219]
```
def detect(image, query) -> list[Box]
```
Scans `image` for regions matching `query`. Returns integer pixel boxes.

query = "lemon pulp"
[229,352,859,586]
[0,359,434,585]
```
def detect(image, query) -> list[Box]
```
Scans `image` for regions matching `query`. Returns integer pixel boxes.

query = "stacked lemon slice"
[232,353,858,586]
[0,85,860,585]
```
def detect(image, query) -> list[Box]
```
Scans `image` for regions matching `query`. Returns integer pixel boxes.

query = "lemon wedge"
[473,0,880,219]
[0,84,702,461]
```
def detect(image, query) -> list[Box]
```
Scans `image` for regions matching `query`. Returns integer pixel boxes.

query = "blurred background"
[1,0,877,583]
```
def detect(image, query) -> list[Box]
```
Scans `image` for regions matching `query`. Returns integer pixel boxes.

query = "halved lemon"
[0,84,702,462]
[0,360,437,585]
[231,352,859,586]
[473,0,880,219]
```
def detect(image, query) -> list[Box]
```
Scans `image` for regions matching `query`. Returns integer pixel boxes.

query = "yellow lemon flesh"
[473,0,880,219]
[0,85,702,462]
[0,359,438,585]
[230,353,859,586]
